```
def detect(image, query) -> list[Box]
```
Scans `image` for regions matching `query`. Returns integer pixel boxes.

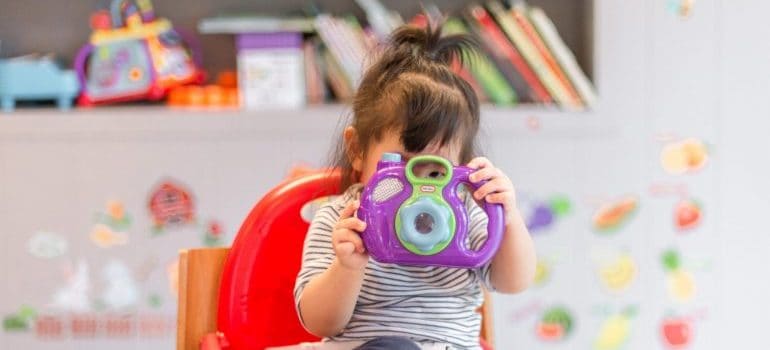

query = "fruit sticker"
[90,224,128,248]
[3,305,37,332]
[592,195,639,234]
[594,306,636,350]
[535,306,574,342]
[148,293,163,309]
[148,180,196,235]
[526,115,541,131]
[27,232,68,259]
[674,199,702,232]
[597,252,638,294]
[667,0,696,18]
[525,194,572,233]
[534,259,552,287]
[94,200,132,231]
[202,220,225,247]
[90,200,131,248]
[661,138,709,175]
[661,314,694,349]
[662,249,696,303]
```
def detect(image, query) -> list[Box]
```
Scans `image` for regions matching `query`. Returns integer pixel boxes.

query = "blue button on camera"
[398,196,451,253]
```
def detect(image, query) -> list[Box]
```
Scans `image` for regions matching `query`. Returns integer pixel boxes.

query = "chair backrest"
[217,171,340,350]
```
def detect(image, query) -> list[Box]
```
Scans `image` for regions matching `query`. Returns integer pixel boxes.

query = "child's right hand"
[332,200,369,271]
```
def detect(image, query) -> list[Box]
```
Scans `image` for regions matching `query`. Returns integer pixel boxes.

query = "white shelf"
[0,104,611,140]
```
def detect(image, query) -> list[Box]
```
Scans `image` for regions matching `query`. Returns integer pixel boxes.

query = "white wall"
[1,0,769,349]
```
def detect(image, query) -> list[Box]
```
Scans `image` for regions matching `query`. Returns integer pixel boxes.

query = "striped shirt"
[294,184,494,350]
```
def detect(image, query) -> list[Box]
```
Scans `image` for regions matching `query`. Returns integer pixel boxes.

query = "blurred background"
[1,0,768,349]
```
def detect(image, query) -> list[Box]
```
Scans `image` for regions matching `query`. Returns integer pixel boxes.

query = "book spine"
[451,58,490,103]
[528,7,597,107]
[512,5,583,107]
[315,15,357,89]
[467,4,552,104]
[444,19,518,105]
[486,1,576,109]
[322,48,353,100]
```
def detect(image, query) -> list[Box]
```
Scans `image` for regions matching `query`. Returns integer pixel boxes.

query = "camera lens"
[414,212,435,234]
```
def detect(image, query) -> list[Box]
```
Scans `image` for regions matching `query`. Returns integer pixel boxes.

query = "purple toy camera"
[357,153,504,268]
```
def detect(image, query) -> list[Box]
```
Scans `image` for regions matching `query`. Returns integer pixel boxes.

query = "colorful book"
[410,14,490,104]
[314,15,370,90]
[303,41,326,104]
[465,4,550,103]
[486,1,578,109]
[452,59,490,103]
[528,6,597,108]
[511,4,583,108]
[443,18,518,105]
[321,48,353,100]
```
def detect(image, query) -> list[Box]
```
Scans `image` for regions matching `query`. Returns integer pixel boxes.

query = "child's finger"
[334,229,366,253]
[484,192,509,205]
[336,241,356,256]
[336,217,367,232]
[339,200,360,220]
[467,157,493,170]
[473,178,511,200]
[470,166,501,183]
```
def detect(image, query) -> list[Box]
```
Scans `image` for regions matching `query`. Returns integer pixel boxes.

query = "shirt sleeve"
[293,201,341,320]
[466,195,496,292]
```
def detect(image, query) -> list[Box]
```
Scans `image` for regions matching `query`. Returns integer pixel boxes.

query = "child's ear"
[344,126,363,172]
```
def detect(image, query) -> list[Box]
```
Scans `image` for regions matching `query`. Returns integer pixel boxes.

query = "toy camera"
[357,153,504,268]
[74,0,203,105]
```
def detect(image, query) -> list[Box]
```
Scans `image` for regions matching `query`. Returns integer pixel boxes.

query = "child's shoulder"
[309,183,363,222]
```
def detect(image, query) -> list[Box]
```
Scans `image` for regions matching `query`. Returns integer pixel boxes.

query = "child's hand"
[332,200,369,271]
[467,157,519,226]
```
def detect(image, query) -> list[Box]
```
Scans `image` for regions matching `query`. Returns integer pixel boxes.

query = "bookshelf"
[0,0,595,111]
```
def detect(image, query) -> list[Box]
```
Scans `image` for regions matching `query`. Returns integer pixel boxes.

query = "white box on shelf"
[237,32,305,109]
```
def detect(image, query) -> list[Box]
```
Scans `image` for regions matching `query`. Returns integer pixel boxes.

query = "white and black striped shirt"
[294,184,494,350]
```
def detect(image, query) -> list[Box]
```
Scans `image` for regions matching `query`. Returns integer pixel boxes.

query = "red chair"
[176,171,494,350]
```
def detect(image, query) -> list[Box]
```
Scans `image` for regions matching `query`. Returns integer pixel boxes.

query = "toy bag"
[74,0,203,105]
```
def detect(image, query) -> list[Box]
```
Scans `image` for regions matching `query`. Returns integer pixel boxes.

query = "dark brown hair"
[333,19,482,189]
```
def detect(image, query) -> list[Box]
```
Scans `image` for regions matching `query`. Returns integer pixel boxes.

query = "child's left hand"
[467,157,519,226]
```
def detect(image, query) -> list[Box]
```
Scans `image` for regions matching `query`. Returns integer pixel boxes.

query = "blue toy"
[0,56,80,112]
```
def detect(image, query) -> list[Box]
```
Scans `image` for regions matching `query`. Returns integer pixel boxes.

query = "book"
[452,59,490,103]
[528,6,597,108]
[321,48,354,100]
[465,4,550,103]
[303,40,327,104]
[486,1,580,109]
[443,18,518,106]
[409,14,490,104]
[314,15,368,90]
[510,4,583,108]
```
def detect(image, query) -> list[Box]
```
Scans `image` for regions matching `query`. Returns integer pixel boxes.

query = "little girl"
[294,20,536,350]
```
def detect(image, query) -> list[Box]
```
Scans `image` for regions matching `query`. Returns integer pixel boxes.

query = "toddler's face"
[358,131,461,185]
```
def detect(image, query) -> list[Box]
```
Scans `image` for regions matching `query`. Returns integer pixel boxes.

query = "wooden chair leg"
[176,248,230,350]
[479,289,494,346]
